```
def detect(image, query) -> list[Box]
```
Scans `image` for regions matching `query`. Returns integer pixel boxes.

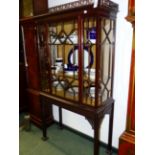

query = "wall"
[48,0,133,148]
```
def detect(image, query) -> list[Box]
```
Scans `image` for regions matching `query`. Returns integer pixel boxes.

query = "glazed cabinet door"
[37,20,81,102]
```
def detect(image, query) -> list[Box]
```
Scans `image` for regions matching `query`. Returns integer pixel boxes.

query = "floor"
[19,115,117,155]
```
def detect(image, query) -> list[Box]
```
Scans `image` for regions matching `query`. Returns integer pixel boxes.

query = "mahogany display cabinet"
[20,1,118,155]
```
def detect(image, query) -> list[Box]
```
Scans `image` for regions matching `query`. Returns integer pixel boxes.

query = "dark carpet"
[19,116,117,155]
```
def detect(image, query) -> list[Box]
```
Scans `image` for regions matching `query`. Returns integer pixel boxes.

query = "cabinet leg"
[59,107,63,129]
[107,102,114,154]
[41,102,48,141]
[94,118,100,155]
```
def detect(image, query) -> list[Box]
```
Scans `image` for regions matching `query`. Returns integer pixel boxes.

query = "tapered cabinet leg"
[94,118,100,155]
[107,102,114,154]
[41,101,48,141]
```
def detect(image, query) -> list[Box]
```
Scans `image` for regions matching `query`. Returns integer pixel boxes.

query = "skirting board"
[53,120,118,153]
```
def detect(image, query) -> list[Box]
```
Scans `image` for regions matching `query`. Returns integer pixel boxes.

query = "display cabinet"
[20,1,118,155]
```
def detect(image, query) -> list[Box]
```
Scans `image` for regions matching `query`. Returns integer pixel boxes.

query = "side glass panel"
[38,20,79,101]
[97,18,115,105]
[82,18,96,106]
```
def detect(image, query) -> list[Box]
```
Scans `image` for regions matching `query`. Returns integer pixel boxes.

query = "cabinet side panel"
[23,24,40,90]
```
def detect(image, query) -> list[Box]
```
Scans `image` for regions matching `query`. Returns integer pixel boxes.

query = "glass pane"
[97,18,115,105]
[82,18,96,106]
[48,20,79,101]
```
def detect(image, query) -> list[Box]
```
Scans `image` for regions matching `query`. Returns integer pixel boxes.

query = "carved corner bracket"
[85,115,105,129]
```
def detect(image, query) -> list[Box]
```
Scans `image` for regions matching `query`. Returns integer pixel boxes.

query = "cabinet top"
[20,0,118,23]
[48,0,118,13]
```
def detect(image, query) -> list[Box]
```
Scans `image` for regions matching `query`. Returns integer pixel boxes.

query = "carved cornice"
[49,0,94,13]
[48,0,118,13]
[85,115,105,129]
